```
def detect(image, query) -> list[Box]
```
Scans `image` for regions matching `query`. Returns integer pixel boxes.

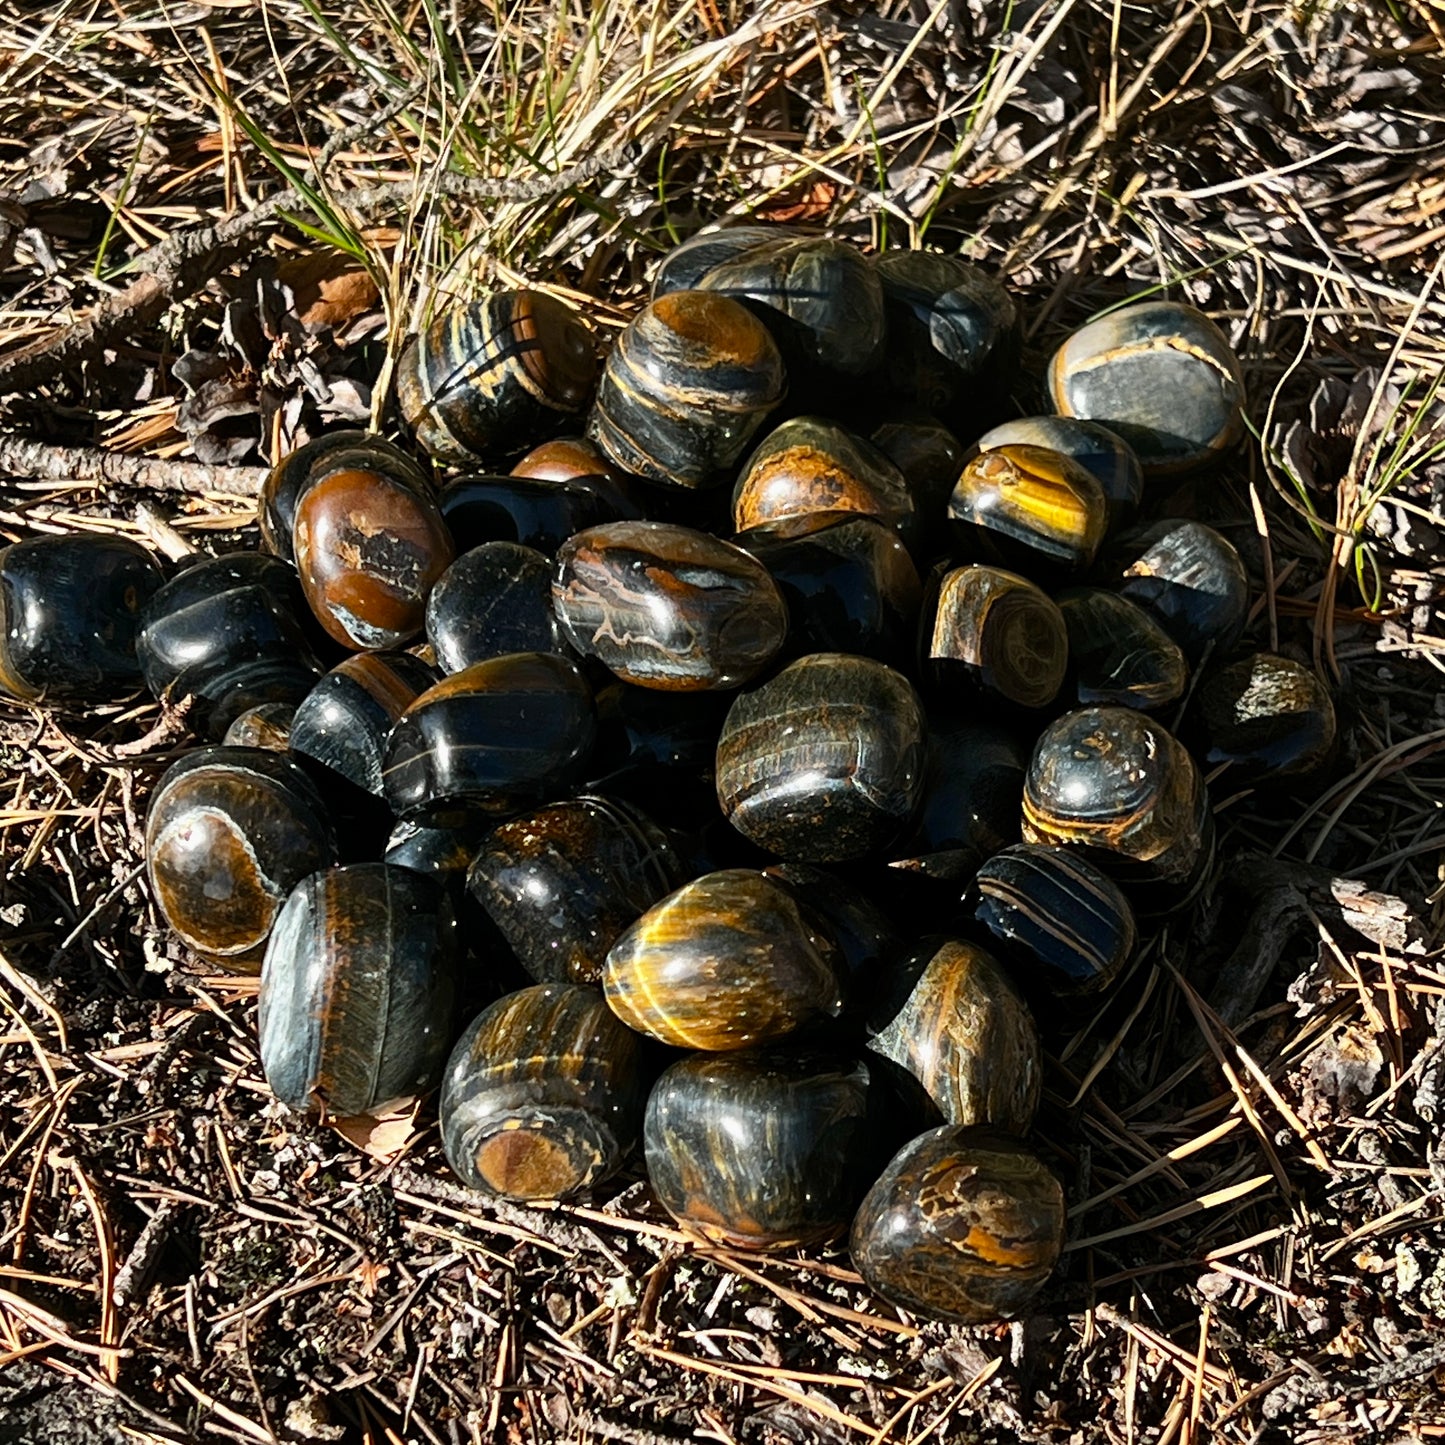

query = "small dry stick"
[0,436,267,498]
[111,1201,176,1307]
[135,502,198,558]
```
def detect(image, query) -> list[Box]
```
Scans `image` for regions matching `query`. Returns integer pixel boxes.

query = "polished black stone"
[383,652,597,821]
[426,542,567,674]
[1057,587,1187,712]
[873,250,1019,417]
[1102,519,1249,667]
[970,843,1136,997]
[651,226,780,298]
[467,795,686,987]
[1050,301,1245,475]
[699,236,887,379]
[0,534,162,702]
[137,552,324,738]
[290,652,438,796]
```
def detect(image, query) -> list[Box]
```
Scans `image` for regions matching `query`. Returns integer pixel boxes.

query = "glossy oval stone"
[396,290,598,463]
[439,472,630,556]
[923,564,1068,709]
[145,746,337,972]
[716,653,927,863]
[289,651,438,796]
[383,652,596,821]
[0,534,162,702]
[888,717,1027,885]
[1022,706,1213,910]
[651,226,780,298]
[260,432,432,564]
[971,844,1136,997]
[644,1051,878,1248]
[973,415,1143,526]
[293,464,455,650]
[586,291,785,489]
[258,863,460,1116]
[874,250,1019,413]
[949,444,1108,574]
[865,938,1040,1132]
[603,869,846,1050]
[467,795,686,987]
[439,984,645,1200]
[1049,301,1245,475]
[1103,519,1249,667]
[1189,653,1337,782]
[552,521,787,691]
[222,702,295,751]
[1057,587,1187,711]
[738,511,922,667]
[137,553,324,739]
[850,1126,1065,1324]
[732,417,915,543]
[262,431,370,560]
[699,236,886,378]
[425,542,566,674]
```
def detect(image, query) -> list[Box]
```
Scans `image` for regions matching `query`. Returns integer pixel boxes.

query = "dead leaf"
[330,1096,424,1161]
[277,249,381,331]
[756,181,837,223]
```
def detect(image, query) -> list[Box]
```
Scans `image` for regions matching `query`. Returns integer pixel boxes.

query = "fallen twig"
[0,436,267,497]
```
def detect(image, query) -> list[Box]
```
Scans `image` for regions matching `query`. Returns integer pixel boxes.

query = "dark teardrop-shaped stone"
[865,937,1040,1133]
[851,1126,1064,1324]
[137,552,324,738]
[145,746,337,973]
